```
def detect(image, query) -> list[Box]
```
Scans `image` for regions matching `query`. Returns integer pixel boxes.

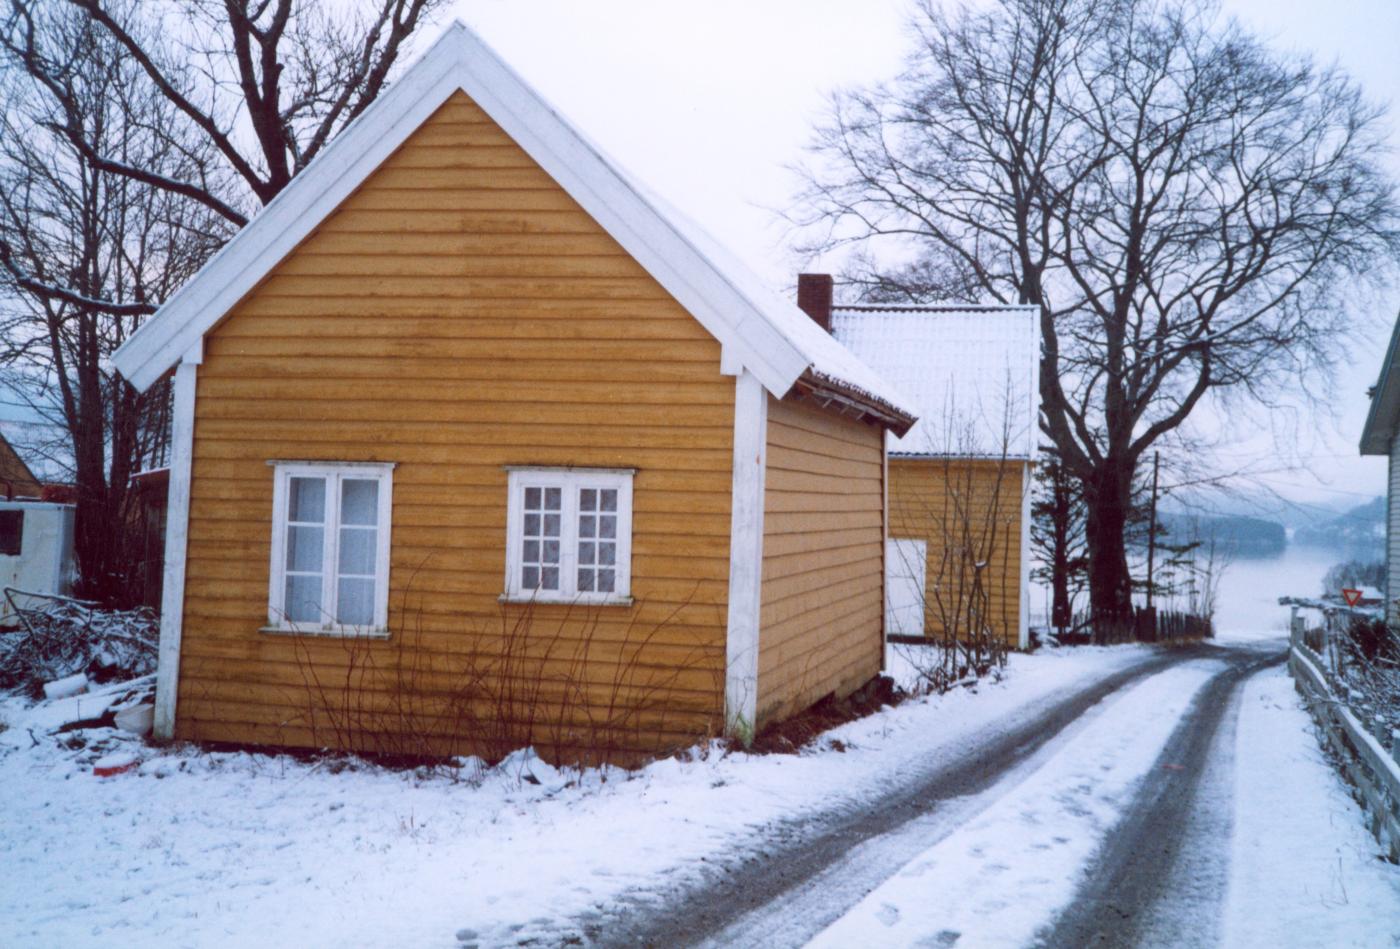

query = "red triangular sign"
[1342,588,1363,607]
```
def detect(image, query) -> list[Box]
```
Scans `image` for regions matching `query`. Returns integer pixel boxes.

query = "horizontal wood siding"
[888,459,1025,648]
[756,395,884,728]
[177,92,733,761]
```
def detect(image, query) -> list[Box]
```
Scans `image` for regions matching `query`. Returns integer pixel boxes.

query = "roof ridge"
[832,303,1038,313]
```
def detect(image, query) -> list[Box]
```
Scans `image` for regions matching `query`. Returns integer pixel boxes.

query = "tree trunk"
[1047,460,1073,632]
[1083,464,1134,625]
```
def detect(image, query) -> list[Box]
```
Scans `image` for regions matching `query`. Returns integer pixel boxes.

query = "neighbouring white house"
[1360,311,1400,623]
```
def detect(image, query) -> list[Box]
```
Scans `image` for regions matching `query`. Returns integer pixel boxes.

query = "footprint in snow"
[876,903,901,926]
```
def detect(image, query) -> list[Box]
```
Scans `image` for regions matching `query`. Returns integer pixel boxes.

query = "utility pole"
[1146,451,1160,612]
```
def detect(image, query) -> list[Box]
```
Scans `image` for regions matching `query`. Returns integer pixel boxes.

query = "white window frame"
[503,467,634,606]
[265,461,394,637]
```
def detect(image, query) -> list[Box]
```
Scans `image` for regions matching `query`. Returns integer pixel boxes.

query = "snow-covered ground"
[0,645,1149,948]
[1224,664,1400,948]
[4,639,1398,948]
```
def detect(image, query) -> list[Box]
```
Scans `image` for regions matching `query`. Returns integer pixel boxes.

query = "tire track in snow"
[803,660,1227,948]
[581,645,1215,948]
[1036,642,1286,949]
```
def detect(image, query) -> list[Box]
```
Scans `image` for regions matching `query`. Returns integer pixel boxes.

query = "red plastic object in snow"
[93,753,139,777]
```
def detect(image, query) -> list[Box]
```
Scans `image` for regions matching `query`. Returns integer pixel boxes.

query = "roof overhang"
[1360,313,1400,455]
[794,372,917,437]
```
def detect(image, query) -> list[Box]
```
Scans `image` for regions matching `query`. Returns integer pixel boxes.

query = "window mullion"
[324,473,341,627]
[561,481,579,597]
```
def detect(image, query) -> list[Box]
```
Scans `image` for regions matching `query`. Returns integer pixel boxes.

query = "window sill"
[497,593,635,608]
[259,625,390,640]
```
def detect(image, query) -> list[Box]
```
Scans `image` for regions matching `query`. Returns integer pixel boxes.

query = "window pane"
[542,539,560,564]
[523,539,539,562]
[600,489,617,513]
[336,576,375,625]
[339,527,376,575]
[0,510,22,556]
[543,514,560,536]
[580,488,596,511]
[541,566,558,590]
[288,477,326,523]
[579,517,595,539]
[284,574,323,623]
[544,487,561,510]
[597,569,615,594]
[341,479,379,526]
[578,569,595,593]
[599,516,616,540]
[522,565,539,589]
[525,486,541,508]
[579,541,595,565]
[599,543,615,567]
[286,525,324,572]
[524,513,540,535]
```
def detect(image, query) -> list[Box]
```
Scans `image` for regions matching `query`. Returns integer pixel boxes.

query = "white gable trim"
[111,21,810,397]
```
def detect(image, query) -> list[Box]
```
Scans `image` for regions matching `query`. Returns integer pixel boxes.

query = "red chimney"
[796,273,834,333]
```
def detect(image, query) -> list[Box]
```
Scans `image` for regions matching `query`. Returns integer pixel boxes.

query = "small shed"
[0,499,77,626]
[804,276,1039,648]
[109,23,915,760]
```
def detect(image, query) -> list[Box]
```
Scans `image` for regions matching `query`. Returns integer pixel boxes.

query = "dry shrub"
[285,593,720,770]
[0,590,158,696]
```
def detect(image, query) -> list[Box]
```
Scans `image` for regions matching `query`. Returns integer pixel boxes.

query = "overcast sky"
[448,0,1400,514]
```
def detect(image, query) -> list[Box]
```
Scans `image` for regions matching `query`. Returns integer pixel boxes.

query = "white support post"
[881,433,890,660]
[153,351,199,740]
[724,370,767,742]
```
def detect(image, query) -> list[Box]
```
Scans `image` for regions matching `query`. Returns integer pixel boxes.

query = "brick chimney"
[796,273,834,333]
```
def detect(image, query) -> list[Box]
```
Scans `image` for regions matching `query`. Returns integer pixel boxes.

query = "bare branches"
[797,0,1400,619]
[0,1,443,604]
[0,240,155,315]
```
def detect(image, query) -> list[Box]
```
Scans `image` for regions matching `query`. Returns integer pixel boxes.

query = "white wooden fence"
[1287,605,1400,862]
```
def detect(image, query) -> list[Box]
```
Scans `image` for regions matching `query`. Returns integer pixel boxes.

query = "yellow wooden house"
[111,24,915,762]
[803,276,1039,650]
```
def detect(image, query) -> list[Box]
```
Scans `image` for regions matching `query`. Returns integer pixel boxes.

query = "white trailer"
[0,500,76,625]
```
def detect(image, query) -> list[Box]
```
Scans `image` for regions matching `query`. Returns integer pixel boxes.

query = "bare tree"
[796,0,1400,625]
[0,6,228,603]
[3,0,443,313]
[0,0,444,603]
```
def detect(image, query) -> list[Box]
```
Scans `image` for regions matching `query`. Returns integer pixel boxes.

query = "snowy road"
[596,641,1400,949]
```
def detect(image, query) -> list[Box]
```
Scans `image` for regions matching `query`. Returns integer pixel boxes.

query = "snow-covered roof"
[831,304,1039,459]
[108,21,915,432]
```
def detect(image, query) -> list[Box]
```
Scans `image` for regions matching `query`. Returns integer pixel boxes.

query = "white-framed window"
[504,467,634,604]
[266,461,394,635]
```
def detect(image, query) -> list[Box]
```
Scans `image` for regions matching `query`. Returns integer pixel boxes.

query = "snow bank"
[1222,665,1400,948]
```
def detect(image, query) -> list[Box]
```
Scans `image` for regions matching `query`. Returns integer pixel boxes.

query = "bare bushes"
[287,598,717,769]
[1338,616,1400,745]
[0,590,158,695]
[890,395,1021,695]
